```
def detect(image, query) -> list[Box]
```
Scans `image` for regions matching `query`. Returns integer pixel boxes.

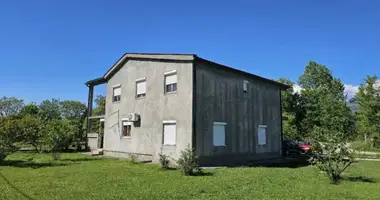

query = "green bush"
[176,145,201,176]
[129,154,138,164]
[159,153,170,169]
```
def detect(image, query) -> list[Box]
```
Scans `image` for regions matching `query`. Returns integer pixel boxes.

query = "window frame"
[213,122,227,147]
[162,120,177,145]
[164,70,177,94]
[112,84,121,103]
[122,121,133,138]
[135,77,147,99]
[258,125,267,145]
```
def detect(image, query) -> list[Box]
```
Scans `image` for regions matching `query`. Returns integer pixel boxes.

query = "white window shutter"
[113,87,121,96]
[258,126,267,145]
[213,123,226,146]
[136,81,146,95]
[163,124,176,145]
[165,74,177,85]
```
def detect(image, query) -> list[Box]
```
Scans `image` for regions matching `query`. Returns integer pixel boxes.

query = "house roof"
[85,53,290,89]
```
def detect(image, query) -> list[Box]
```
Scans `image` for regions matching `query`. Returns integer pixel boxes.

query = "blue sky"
[0,0,379,103]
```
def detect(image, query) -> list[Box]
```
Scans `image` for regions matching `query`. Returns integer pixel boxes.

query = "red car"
[283,140,312,156]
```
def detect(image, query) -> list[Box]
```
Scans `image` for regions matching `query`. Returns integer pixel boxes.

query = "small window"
[213,122,226,146]
[243,80,249,94]
[136,78,146,98]
[165,72,177,93]
[122,121,132,137]
[163,121,176,145]
[258,125,267,145]
[113,85,121,102]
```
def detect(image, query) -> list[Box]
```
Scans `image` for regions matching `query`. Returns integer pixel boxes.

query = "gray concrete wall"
[103,59,193,162]
[194,60,282,166]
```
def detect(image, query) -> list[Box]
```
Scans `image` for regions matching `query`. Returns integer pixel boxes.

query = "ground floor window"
[163,121,176,145]
[122,121,132,137]
[213,122,226,146]
[258,125,267,145]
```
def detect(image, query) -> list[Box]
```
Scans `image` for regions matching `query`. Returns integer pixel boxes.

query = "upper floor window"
[164,70,177,93]
[136,78,146,98]
[243,80,249,95]
[113,84,121,102]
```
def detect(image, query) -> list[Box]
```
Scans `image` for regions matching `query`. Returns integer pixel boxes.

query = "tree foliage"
[278,78,300,140]
[43,119,76,160]
[20,116,45,153]
[0,117,22,160]
[355,76,380,146]
[39,99,62,121]
[20,103,39,117]
[0,96,24,117]
[297,61,354,139]
[93,95,105,116]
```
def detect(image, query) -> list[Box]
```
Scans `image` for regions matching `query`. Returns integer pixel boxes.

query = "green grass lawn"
[1,153,380,200]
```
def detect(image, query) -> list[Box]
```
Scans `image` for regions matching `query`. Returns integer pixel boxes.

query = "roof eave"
[194,56,290,90]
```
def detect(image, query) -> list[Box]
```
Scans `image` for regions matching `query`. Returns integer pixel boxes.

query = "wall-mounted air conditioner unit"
[126,113,140,122]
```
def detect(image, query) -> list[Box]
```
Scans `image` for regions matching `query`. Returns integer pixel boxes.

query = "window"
[136,78,146,98]
[122,121,132,137]
[243,80,249,94]
[113,85,121,102]
[163,121,176,145]
[213,122,226,146]
[258,125,267,145]
[164,71,177,93]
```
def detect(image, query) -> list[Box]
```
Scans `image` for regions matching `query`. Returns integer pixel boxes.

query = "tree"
[60,100,87,151]
[0,117,22,160]
[309,126,355,184]
[278,78,300,140]
[296,61,354,139]
[43,120,75,160]
[0,96,24,117]
[93,95,105,116]
[19,103,39,117]
[60,100,87,121]
[20,116,45,153]
[38,99,61,121]
[355,76,380,146]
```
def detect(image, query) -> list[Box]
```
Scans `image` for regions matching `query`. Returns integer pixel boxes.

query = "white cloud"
[344,84,359,100]
[292,84,359,100]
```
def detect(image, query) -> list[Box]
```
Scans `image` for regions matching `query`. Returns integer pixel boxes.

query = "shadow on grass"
[0,160,69,169]
[60,157,101,162]
[192,171,214,176]
[0,171,36,200]
[344,176,376,183]
[226,156,311,169]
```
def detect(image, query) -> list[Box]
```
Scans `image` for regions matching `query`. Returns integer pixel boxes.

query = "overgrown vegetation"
[0,97,88,160]
[129,154,138,164]
[176,145,201,176]
[159,153,170,169]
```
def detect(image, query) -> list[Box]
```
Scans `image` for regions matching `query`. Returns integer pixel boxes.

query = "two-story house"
[85,53,289,166]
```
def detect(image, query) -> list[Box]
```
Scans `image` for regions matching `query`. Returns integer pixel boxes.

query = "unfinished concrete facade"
[85,53,288,166]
